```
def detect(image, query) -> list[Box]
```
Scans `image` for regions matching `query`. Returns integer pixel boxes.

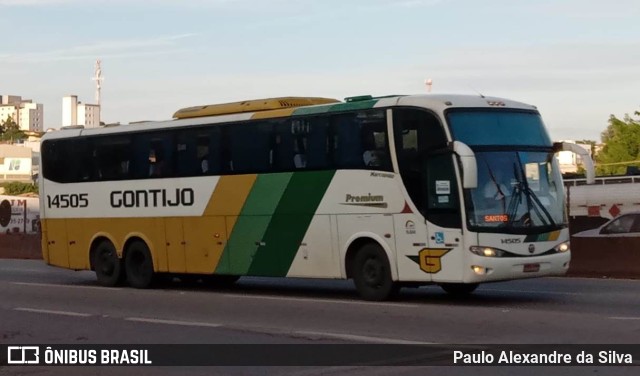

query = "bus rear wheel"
[440,283,479,296]
[352,243,398,301]
[124,241,154,289]
[93,240,123,287]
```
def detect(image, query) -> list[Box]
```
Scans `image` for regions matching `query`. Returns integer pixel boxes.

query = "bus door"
[423,152,464,282]
[392,108,464,282]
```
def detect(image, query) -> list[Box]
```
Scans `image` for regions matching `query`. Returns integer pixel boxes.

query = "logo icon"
[7,346,40,364]
[434,232,445,244]
[418,248,450,273]
[528,244,536,254]
[405,220,416,234]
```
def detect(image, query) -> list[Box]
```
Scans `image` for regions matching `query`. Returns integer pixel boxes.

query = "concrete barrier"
[568,235,640,279]
[0,233,41,260]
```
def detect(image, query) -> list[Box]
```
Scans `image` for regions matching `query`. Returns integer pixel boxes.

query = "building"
[0,95,44,132]
[62,95,100,128]
[0,144,36,183]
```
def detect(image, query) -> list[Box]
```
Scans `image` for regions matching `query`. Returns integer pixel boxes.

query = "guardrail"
[564,175,640,186]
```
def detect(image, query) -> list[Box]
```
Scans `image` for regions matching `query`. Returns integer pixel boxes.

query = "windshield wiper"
[507,157,557,228]
[484,160,507,213]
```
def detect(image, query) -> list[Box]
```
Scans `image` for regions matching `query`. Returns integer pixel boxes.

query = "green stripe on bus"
[216,173,293,275]
[292,105,333,116]
[326,100,378,112]
[239,173,293,216]
[292,99,379,116]
[247,170,336,277]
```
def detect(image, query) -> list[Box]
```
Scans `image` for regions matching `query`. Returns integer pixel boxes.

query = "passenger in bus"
[362,131,384,168]
[200,155,209,174]
[149,148,168,177]
[293,137,307,169]
[294,154,306,169]
[483,169,511,201]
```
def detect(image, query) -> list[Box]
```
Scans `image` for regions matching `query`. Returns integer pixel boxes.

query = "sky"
[1,0,639,141]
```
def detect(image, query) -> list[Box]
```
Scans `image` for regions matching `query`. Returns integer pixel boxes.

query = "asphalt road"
[0,259,638,376]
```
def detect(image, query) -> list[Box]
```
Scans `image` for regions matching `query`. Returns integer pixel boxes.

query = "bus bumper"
[463,252,571,283]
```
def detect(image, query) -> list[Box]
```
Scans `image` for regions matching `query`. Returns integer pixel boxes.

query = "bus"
[39,94,595,301]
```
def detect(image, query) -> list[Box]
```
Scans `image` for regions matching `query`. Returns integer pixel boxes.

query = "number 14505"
[46,194,88,209]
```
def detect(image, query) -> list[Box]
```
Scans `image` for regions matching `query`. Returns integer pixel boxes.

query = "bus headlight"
[553,242,570,253]
[469,246,506,257]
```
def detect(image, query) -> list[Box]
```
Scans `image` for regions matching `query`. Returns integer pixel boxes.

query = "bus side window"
[360,117,391,170]
[148,138,173,178]
[194,128,223,176]
[72,138,93,181]
[176,130,199,177]
[94,137,132,181]
[132,132,174,179]
[305,116,331,169]
[42,140,67,183]
[332,115,362,169]
[271,120,295,171]
[228,122,272,174]
[332,110,391,171]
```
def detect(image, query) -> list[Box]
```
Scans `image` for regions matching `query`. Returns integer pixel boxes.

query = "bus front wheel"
[124,241,154,289]
[92,240,123,287]
[352,243,398,301]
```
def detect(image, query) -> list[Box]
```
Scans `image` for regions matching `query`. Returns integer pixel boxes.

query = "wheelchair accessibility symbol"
[434,232,444,244]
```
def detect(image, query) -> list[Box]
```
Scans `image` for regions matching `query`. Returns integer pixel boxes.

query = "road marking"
[222,293,419,308]
[0,268,52,274]
[608,316,640,321]
[481,288,582,296]
[125,317,222,328]
[294,330,436,345]
[14,307,92,317]
[10,282,121,291]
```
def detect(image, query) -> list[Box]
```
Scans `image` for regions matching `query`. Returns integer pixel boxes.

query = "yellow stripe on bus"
[203,175,257,233]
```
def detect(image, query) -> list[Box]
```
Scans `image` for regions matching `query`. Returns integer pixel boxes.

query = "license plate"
[523,263,540,273]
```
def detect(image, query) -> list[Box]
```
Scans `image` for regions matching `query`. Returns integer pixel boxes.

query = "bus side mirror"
[452,141,478,189]
[553,142,595,184]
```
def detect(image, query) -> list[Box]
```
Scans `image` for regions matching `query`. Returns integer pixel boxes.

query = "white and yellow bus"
[39,94,594,300]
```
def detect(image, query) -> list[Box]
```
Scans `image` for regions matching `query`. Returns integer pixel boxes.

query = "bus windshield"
[466,151,564,232]
[447,109,565,233]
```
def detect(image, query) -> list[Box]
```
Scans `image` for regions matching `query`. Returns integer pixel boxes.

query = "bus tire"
[352,243,398,301]
[440,283,479,296]
[124,241,154,289]
[92,240,123,287]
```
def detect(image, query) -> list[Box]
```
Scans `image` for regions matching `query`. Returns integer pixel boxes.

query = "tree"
[0,115,26,142]
[596,110,640,175]
[0,182,38,195]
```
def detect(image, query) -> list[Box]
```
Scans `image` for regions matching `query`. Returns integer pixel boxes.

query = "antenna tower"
[425,78,433,93]
[92,59,104,117]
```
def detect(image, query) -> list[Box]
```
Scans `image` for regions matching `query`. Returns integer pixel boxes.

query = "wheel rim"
[362,257,383,287]
[98,250,115,276]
